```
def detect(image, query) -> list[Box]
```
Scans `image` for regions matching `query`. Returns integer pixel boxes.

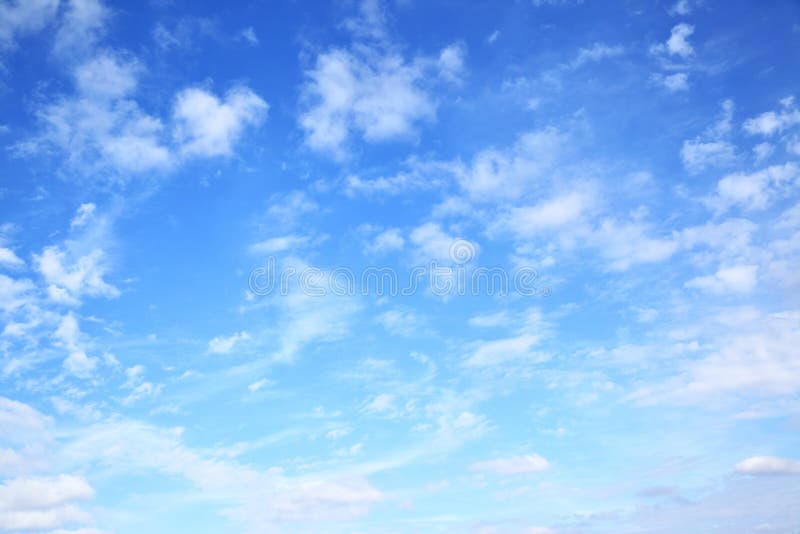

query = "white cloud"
[455,128,566,201]
[74,53,137,98]
[633,310,800,403]
[470,454,550,475]
[685,265,758,294]
[0,247,24,268]
[681,99,736,173]
[438,43,466,83]
[377,309,420,337]
[465,334,544,367]
[366,228,405,254]
[409,222,478,264]
[743,97,800,137]
[20,53,267,176]
[70,203,96,229]
[53,0,110,59]
[666,23,694,57]
[208,331,250,354]
[570,42,623,69]
[590,219,678,271]
[58,418,383,528]
[669,0,693,15]
[249,235,311,254]
[491,191,591,237]
[299,47,437,156]
[710,163,799,211]
[661,72,689,92]
[0,0,59,50]
[0,274,34,314]
[54,313,97,378]
[298,4,463,156]
[735,456,800,476]
[0,475,95,532]
[681,140,735,173]
[173,86,268,157]
[21,52,172,174]
[240,26,258,46]
[35,246,119,305]
[362,393,396,415]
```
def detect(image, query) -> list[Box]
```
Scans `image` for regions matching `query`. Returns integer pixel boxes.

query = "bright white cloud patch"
[173,87,268,157]
[685,264,758,294]
[735,456,800,476]
[0,475,95,532]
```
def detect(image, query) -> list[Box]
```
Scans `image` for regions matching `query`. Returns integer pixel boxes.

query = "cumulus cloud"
[735,456,800,476]
[298,2,464,156]
[470,454,550,475]
[655,23,695,58]
[173,87,268,157]
[19,52,267,176]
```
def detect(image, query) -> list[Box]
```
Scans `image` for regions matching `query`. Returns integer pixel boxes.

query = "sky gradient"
[0,0,799,533]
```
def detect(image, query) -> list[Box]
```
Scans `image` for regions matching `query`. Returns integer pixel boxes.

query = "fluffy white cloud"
[0,475,95,532]
[173,87,268,157]
[0,0,58,50]
[491,192,592,237]
[664,23,694,57]
[208,331,250,354]
[455,128,566,201]
[735,456,800,476]
[298,3,463,156]
[74,53,138,98]
[20,52,267,176]
[54,313,97,377]
[590,219,678,271]
[685,264,758,294]
[410,222,478,263]
[743,97,800,137]
[470,454,550,475]
[710,163,799,211]
[0,247,24,268]
[53,0,110,59]
[299,48,436,155]
[35,246,119,305]
[365,228,404,254]
[634,310,800,403]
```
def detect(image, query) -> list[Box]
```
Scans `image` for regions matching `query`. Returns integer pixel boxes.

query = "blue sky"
[0,0,799,532]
